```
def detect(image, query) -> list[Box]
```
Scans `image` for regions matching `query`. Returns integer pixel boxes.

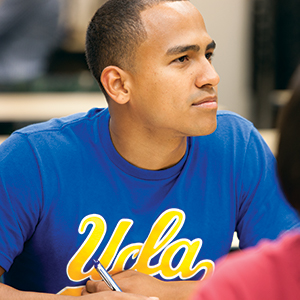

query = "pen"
[93,259,122,292]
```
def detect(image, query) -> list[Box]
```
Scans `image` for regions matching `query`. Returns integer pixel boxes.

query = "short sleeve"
[236,127,300,248]
[0,133,42,271]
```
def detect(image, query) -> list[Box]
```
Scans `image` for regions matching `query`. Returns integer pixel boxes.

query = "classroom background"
[0,0,299,148]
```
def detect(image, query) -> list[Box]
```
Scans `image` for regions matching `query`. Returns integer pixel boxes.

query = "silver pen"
[93,259,122,292]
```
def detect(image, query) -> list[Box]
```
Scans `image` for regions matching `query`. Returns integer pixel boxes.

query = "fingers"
[81,275,161,300]
[81,286,87,295]
[123,294,159,300]
[81,289,159,300]
[114,292,160,300]
[83,280,111,294]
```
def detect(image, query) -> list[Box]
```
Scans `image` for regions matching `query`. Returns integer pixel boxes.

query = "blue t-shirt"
[0,108,299,295]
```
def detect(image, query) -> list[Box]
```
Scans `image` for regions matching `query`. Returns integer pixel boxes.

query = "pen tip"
[93,259,98,265]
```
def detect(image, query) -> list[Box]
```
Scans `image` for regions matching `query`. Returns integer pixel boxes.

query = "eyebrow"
[166,40,216,56]
[206,40,216,51]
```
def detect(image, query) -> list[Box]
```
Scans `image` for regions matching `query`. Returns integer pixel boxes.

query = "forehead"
[139,2,211,54]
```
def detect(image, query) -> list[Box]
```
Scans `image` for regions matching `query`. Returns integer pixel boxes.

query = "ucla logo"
[58,209,214,295]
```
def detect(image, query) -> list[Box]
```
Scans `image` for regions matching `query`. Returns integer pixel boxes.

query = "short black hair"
[85,0,188,97]
[277,65,300,213]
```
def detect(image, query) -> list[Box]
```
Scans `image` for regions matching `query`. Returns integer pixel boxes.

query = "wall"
[191,0,253,120]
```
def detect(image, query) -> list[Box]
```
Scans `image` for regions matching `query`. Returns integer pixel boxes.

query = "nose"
[195,58,220,89]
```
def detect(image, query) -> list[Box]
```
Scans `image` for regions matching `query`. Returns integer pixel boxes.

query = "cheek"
[141,76,169,103]
[132,68,187,113]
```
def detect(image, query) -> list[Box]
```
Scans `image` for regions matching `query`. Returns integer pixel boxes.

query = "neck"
[109,118,187,171]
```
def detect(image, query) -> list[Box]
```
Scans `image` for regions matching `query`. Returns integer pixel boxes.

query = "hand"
[81,290,159,300]
[82,270,165,297]
[82,269,196,300]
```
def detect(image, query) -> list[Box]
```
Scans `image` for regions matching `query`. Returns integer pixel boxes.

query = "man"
[190,66,300,300]
[0,0,299,299]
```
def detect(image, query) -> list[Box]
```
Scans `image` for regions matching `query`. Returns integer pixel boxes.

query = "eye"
[205,52,214,62]
[175,55,189,63]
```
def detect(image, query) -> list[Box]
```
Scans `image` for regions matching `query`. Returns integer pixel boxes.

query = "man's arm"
[236,127,300,248]
[0,267,159,300]
[82,270,198,300]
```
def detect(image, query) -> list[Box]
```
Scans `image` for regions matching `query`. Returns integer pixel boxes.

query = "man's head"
[86,0,219,138]
[277,66,300,214]
[85,0,188,96]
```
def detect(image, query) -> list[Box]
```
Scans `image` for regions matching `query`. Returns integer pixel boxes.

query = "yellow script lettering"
[159,238,214,280]
[133,209,185,274]
[66,215,133,282]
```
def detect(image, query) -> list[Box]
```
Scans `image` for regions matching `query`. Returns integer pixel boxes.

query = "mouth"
[192,96,218,109]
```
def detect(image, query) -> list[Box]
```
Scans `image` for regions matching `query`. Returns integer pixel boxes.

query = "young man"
[0,0,299,299]
[190,66,300,300]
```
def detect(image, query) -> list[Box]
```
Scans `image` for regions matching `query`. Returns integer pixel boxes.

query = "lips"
[192,96,217,106]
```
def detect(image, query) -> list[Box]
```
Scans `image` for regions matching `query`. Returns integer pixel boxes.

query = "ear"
[101,66,130,104]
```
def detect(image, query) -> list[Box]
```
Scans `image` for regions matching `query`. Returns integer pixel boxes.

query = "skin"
[0,1,219,300]
[102,1,220,170]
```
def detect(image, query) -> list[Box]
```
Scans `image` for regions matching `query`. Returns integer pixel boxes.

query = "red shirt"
[190,230,300,300]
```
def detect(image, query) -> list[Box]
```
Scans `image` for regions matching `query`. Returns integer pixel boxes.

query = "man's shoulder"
[14,107,107,138]
[216,110,253,127]
[0,108,109,157]
[214,110,256,140]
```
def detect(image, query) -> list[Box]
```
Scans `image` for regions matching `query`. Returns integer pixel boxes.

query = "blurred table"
[259,129,279,155]
[0,92,107,122]
[0,135,8,144]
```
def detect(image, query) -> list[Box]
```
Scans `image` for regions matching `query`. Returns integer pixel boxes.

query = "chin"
[191,117,217,137]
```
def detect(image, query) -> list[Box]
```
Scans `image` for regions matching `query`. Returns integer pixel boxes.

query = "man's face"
[127,1,220,138]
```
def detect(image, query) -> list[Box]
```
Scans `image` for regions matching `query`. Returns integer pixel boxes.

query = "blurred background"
[0,0,299,140]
